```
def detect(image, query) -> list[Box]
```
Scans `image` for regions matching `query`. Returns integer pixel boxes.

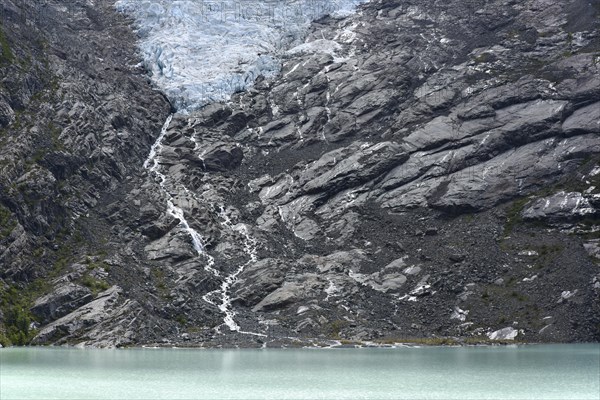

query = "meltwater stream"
[143,115,255,334]
[128,0,368,334]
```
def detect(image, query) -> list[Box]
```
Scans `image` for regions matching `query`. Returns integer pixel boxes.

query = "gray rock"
[562,102,600,135]
[144,230,197,262]
[403,266,422,275]
[32,286,128,345]
[522,192,597,221]
[583,240,600,260]
[449,254,466,263]
[232,259,286,307]
[30,283,93,324]
[380,273,407,292]
[300,142,408,197]
[0,98,15,128]
[252,283,303,312]
[384,257,408,271]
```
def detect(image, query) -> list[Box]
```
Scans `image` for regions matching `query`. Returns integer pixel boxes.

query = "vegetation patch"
[81,275,110,295]
[473,52,495,64]
[0,204,17,240]
[338,339,361,345]
[0,24,14,65]
[503,196,532,235]
[0,227,104,346]
[152,268,171,300]
[0,280,52,346]
[174,315,187,326]
[84,257,110,273]
[327,319,348,340]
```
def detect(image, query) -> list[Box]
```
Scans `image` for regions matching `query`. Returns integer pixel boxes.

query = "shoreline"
[2,338,597,350]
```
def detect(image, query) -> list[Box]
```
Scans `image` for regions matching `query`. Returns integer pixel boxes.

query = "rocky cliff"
[0,0,599,347]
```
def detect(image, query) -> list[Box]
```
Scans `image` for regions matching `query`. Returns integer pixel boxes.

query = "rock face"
[0,0,170,347]
[30,283,93,324]
[522,192,598,221]
[1,0,599,347]
[32,286,138,348]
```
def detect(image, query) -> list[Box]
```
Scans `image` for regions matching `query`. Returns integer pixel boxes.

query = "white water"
[215,206,266,336]
[144,116,246,332]
[129,0,368,334]
[143,116,265,334]
[143,116,219,278]
[200,205,264,335]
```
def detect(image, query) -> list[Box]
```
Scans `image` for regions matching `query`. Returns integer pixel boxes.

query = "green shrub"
[503,196,531,235]
[0,330,11,347]
[5,306,36,345]
[81,275,110,294]
[0,204,16,240]
[0,25,14,65]
[328,319,347,339]
[0,285,38,346]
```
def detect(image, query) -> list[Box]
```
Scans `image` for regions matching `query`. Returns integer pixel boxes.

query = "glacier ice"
[115,0,368,112]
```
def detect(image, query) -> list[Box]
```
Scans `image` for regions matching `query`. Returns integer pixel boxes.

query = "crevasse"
[115,0,367,112]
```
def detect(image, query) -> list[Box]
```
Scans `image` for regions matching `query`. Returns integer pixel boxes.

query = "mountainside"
[0,0,599,348]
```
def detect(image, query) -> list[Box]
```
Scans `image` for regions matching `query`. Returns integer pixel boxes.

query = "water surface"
[1,344,598,399]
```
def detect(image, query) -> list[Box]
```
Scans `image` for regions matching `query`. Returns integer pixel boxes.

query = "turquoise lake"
[1,344,598,399]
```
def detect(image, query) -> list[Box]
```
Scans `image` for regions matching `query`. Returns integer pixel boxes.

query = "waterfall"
[144,115,264,335]
[143,116,221,303]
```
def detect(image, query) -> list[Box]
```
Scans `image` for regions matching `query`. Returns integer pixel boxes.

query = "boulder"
[300,142,409,197]
[252,283,303,312]
[562,102,600,135]
[200,143,244,171]
[232,259,287,307]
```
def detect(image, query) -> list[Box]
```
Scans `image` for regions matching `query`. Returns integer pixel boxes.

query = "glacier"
[115,0,368,112]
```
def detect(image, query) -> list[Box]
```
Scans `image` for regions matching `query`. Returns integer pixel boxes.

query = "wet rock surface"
[1,0,599,347]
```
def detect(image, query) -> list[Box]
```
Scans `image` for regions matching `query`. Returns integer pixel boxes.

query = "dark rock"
[200,143,244,171]
[449,254,466,263]
[2,0,599,348]
[30,283,93,324]
[232,259,286,307]
[0,98,15,128]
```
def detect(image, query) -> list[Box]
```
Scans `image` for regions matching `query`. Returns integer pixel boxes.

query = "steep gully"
[144,114,265,336]
[134,0,370,339]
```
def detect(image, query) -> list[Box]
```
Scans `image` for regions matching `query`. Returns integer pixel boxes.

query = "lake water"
[1,344,598,399]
